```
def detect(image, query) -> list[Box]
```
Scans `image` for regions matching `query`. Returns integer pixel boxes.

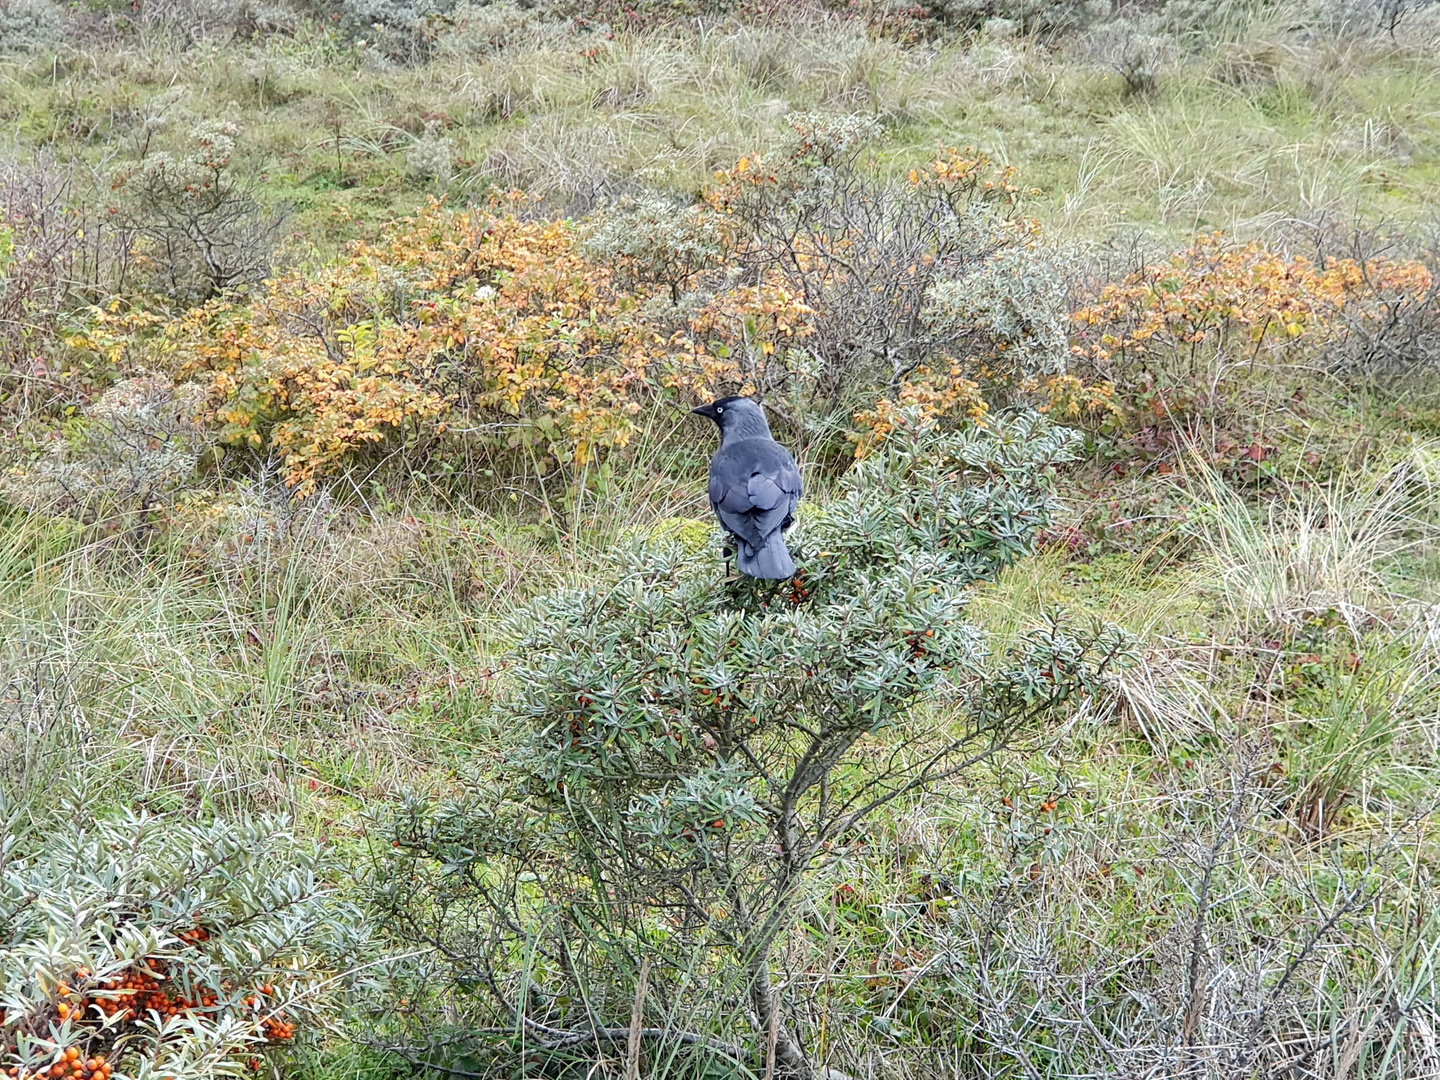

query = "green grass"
[5,408,1437,1073]
[3,6,1436,250]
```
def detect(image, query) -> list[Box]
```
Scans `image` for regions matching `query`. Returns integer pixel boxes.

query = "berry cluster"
[241,991,294,1042]
[1,927,296,1080]
[4,1047,109,1080]
[785,568,812,607]
[91,963,221,1024]
[904,626,935,659]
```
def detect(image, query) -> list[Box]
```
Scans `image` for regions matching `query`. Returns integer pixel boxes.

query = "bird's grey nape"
[696,396,775,445]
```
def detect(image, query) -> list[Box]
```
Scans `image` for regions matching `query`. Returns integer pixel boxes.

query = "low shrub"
[1066,233,1435,469]
[403,122,453,188]
[581,192,724,304]
[927,0,1097,36]
[0,792,368,1080]
[0,375,210,526]
[154,151,1070,500]
[0,158,120,441]
[0,0,62,52]
[366,410,1129,1075]
[703,115,1042,439]
[1072,233,1431,373]
[849,236,1083,456]
[160,201,652,496]
[332,0,456,64]
[1085,22,1178,96]
[1321,238,1440,391]
[80,0,306,44]
[907,756,1437,1079]
[152,195,812,497]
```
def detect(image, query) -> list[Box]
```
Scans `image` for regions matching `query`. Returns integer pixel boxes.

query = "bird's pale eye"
[716,406,724,414]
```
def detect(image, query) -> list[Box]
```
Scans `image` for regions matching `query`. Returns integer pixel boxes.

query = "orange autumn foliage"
[857,233,1433,455]
[167,201,659,495]
[851,363,988,458]
[161,198,818,495]
[1071,232,1434,367]
[1062,234,1435,449]
[664,280,814,403]
[1032,373,1124,424]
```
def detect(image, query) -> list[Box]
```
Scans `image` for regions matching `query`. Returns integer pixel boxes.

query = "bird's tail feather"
[738,532,795,580]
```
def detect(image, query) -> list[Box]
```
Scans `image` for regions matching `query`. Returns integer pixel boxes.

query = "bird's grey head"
[691,396,773,443]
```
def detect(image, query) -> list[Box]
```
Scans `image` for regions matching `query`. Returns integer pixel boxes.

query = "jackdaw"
[692,396,802,580]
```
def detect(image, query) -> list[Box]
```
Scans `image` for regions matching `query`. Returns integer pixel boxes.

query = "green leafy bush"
[925,243,1074,381]
[368,410,1129,1076]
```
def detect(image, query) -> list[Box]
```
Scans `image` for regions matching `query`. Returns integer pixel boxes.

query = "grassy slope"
[2,8,1436,247]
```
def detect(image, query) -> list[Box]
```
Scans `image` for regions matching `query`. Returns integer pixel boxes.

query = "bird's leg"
[722,542,737,581]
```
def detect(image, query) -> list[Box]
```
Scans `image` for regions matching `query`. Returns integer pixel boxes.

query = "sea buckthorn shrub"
[925,244,1073,382]
[580,193,724,305]
[111,122,286,306]
[579,191,817,411]
[334,0,458,64]
[403,123,453,189]
[926,0,1096,36]
[1085,21,1177,96]
[368,411,1130,1073]
[0,0,61,53]
[0,792,368,1080]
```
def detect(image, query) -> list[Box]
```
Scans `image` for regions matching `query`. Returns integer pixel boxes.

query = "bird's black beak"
[691,403,716,419]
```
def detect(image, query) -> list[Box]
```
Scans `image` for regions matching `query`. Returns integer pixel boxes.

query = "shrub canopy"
[371,410,1130,1074]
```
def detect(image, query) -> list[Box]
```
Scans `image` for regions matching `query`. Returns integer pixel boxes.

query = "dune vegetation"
[2,0,1439,1077]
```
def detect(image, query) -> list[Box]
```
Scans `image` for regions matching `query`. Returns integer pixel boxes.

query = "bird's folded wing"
[713,471,787,549]
[709,440,803,550]
[714,484,769,550]
[771,459,802,523]
[750,471,791,508]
